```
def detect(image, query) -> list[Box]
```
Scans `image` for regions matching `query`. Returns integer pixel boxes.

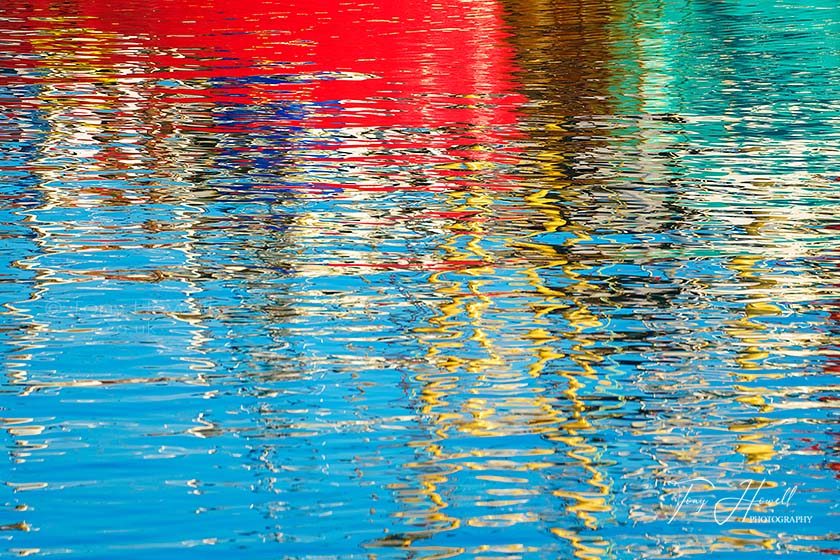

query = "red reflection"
[2,0,525,129]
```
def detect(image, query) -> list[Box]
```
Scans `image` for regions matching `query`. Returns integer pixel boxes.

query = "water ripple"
[1,0,839,558]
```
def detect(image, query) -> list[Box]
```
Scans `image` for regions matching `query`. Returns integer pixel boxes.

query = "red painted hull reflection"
[4,0,525,129]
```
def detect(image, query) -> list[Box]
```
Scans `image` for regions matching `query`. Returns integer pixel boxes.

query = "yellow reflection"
[550,528,611,560]
[723,246,778,470]
[400,135,614,560]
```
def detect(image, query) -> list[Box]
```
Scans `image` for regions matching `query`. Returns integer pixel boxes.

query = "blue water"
[1,0,839,557]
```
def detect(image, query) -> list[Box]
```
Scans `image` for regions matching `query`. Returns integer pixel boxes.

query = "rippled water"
[1,0,839,557]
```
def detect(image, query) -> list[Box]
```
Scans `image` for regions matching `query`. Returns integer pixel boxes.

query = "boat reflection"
[1,0,839,557]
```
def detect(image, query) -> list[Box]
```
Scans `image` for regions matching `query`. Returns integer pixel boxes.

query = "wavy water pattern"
[1,0,839,558]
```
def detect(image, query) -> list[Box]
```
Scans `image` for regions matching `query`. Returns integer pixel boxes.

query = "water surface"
[1,0,839,557]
